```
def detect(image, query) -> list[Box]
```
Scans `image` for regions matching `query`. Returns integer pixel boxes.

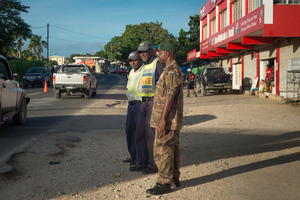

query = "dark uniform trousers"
[135,99,157,169]
[125,101,141,160]
[154,129,180,185]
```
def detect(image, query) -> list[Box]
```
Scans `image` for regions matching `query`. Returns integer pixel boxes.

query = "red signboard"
[200,0,224,20]
[201,6,264,53]
[187,49,197,61]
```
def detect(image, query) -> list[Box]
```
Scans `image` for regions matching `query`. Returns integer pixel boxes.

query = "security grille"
[220,9,227,30]
[232,0,242,22]
[249,0,263,13]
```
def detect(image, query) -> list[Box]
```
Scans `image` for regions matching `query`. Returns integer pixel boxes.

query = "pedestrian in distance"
[146,43,183,195]
[123,51,144,166]
[130,42,165,174]
[186,68,197,97]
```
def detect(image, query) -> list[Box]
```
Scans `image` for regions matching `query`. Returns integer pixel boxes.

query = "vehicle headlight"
[37,75,42,79]
[23,76,26,79]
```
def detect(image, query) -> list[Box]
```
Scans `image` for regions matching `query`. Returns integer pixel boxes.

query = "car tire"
[12,98,27,125]
[200,83,207,96]
[92,85,97,96]
[54,89,61,99]
[196,81,201,93]
[84,88,91,99]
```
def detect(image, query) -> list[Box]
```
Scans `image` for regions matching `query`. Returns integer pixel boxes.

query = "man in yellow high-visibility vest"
[129,42,165,174]
[124,51,143,166]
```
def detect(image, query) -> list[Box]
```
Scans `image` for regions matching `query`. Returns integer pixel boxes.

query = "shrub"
[8,59,44,84]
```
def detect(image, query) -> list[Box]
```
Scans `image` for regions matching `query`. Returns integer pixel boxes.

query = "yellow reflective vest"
[140,58,159,97]
[126,66,143,101]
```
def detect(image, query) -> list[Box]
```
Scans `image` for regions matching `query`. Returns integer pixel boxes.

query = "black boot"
[171,179,181,188]
[146,183,171,195]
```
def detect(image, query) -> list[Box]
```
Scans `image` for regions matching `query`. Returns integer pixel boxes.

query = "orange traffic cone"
[44,81,48,92]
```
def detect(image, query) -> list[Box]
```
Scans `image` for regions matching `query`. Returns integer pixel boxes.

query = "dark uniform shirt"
[150,60,183,130]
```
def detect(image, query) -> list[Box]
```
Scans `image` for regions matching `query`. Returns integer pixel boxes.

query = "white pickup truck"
[0,55,30,127]
[53,64,98,99]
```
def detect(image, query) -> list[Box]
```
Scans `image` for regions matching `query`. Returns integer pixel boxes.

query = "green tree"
[0,0,32,56]
[104,36,122,61]
[27,35,47,61]
[67,53,81,63]
[21,49,35,61]
[107,22,176,62]
[94,50,107,58]
[176,14,200,62]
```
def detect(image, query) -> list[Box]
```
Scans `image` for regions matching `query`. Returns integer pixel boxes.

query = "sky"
[20,0,207,58]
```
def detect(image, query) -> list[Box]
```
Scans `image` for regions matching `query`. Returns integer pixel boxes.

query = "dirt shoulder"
[0,89,299,200]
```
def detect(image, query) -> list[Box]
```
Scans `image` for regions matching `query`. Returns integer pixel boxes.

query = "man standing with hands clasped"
[123,51,143,165]
[130,42,165,174]
[146,43,183,195]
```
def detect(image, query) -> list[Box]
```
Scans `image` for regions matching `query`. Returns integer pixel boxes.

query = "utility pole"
[111,44,112,67]
[47,23,49,69]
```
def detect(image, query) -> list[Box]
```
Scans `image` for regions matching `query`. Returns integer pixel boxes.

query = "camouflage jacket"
[150,60,183,130]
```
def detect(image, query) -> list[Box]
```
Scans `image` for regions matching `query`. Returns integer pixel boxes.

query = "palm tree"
[27,35,47,61]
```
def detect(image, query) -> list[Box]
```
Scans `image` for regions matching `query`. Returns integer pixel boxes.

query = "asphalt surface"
[0,73,124,172]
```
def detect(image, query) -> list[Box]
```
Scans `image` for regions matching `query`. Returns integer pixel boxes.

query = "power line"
[30,26,47,28]
[50,37,106,44]
[50,24,109,41]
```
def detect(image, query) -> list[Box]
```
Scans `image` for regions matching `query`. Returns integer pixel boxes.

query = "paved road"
[0,74,126,168]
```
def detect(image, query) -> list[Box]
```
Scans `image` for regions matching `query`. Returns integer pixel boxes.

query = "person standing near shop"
[123,51,144,165]
[130,42,165,174]
[146,43,183,195]
[186,68,197,97]
[265,64,272,92]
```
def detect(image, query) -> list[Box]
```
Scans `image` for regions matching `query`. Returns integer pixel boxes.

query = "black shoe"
[194,93,197,97]
[130,160,136,165]
[141,167,158,174]
[186,95,190,97]
[123,157,135,163]
[129,166,146,172]
[146,183,171,195]
[171,179,180,188]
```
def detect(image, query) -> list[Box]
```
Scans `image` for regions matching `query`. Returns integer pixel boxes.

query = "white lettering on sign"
[200,6,205,17]
[241,14,258,33]
[212,27,235,45]
[188,51,196,60]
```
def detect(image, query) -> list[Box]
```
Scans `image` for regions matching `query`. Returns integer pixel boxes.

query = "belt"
[129,100,141,105]
[142,97,154,102]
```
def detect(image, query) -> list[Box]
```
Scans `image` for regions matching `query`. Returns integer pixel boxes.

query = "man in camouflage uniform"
[146,43,183,195]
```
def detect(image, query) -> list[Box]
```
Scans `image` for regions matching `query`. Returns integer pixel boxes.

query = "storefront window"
[232,0,242,22]
[211,18,216,35]
[274,0,300,4]
[203,25,208,40]
[220,9,227,30]
[249,0,263,12]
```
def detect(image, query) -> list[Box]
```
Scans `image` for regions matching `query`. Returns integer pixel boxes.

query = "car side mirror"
[13,73,20,79]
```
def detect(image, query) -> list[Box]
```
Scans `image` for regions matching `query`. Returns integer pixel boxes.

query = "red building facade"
[199,0,300,98]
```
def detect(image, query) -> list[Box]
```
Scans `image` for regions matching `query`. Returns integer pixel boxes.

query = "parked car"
[0,55,30,127]
[114,68,127,74]
[53,64,97,99]
[23,67,52,88]
[195,66,232,96]
[108,68,116,74]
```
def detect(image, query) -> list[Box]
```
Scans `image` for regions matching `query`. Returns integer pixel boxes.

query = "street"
[0,74,126,173]
[0,74,299,200]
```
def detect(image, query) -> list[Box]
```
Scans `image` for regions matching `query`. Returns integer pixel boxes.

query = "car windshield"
[206,68,226,75]
[62,66,86,72]
[27,68,44,73]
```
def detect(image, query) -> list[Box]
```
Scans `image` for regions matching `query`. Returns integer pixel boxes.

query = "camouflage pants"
[154,129,180,185]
